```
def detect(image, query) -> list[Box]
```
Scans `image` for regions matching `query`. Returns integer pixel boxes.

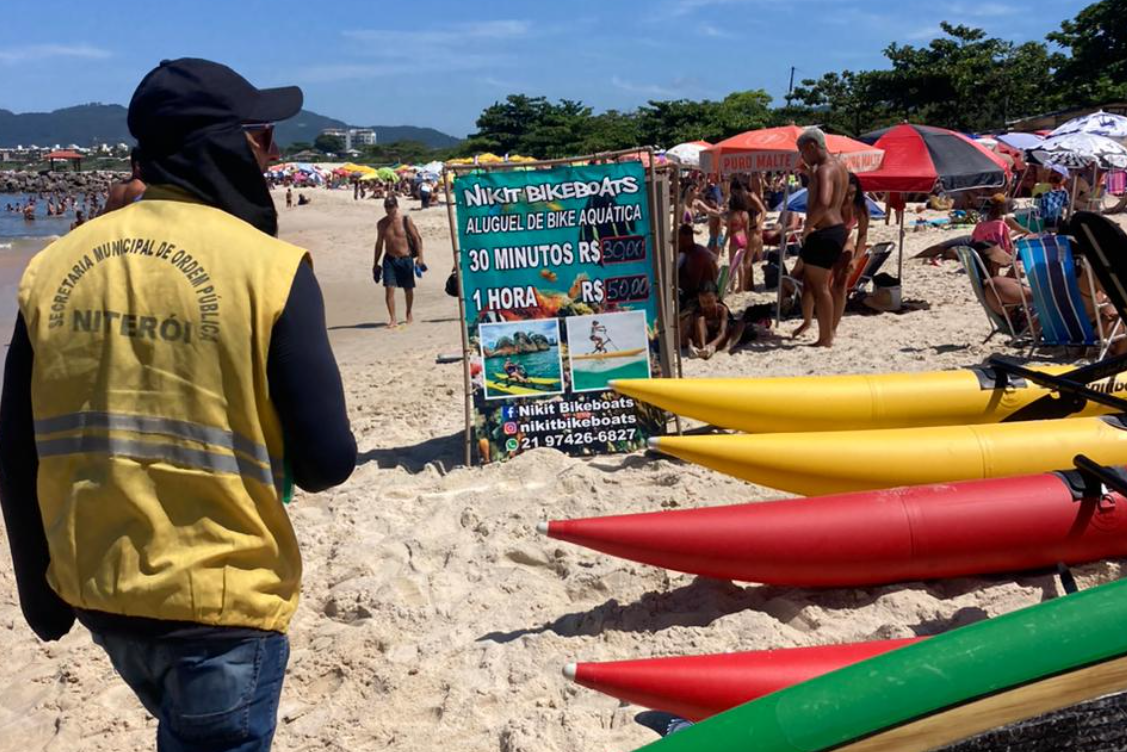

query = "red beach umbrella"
[700,125,884,176]
[857,124,1011,280]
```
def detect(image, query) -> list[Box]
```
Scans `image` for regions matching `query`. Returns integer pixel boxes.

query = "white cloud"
[611,76,678,97]
[296,52,502,83]
[698,23,734,38]
[0,43,111,64]
[343,20,531,45]
[949,1,1019,17]
[664,0,756,17]
[905,25,943,41]
[294,63,406,83]
[479,76,527,90]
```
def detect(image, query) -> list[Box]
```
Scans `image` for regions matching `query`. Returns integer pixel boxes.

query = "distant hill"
[0,104,132,148]
[366,126,461,149]
[0,103,460,149]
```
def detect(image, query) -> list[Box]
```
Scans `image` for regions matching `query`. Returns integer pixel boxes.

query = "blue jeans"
[90,629,289,752]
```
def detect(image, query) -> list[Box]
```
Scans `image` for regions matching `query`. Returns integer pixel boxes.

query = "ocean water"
[572,357,650,392]
[0,192,86,239]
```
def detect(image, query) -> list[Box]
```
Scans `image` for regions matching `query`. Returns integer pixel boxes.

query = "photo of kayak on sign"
[453,160,667,465]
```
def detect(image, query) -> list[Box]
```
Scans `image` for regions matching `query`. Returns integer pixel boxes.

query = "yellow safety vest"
[18,186,308,633]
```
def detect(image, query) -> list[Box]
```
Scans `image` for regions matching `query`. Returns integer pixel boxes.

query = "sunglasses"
[243,123,276,151]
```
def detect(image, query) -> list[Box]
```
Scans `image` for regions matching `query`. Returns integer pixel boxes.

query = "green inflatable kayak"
[636,577,1127,752]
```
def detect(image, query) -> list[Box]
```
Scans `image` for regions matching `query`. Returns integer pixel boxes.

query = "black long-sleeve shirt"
[0,261,356,640]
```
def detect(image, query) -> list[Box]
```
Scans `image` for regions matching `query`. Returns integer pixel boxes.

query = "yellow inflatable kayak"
[614,365,1121,433]
[484,379,550,396]
[649,415,1127,495]
[572,348,645,361]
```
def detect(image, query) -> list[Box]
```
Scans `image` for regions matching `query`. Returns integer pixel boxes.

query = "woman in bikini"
[726,190,765,293]
[831,173,870,330]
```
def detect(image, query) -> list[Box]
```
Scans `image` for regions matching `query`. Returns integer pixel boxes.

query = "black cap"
[128,58,303,148]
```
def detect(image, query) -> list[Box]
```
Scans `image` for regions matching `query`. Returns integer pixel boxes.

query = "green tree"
[790,71,887,136]
[463,95,554,155]
[580,110,642,153]
[1048,0,1127,108]
[313,133,344,154]
[870,23,1053,131]
[283,141,313,157]
[636,98,719,147]
[712,90,774,138]
[520,99,594,158]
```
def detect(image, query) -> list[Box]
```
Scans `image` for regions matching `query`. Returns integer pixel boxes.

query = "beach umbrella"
[784,187,886,218]
[421,160,445,174]
[857,124,1009,194]
[1029,132,1127,171]
[700,126,883,176]
[997,132,1044,151]
[375,167,398,181]
[666,140,712,168]
[857,123,1010,281]
[1051,111,1127,144]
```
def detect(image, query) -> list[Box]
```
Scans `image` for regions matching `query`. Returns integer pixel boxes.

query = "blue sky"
[0,0,1092,138]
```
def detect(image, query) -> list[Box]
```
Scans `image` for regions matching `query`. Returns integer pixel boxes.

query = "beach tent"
[858,123,1010,280]
[700,126,883,177]
[666,140,712,168]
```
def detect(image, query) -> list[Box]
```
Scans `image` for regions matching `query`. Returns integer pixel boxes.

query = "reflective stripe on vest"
[34,410,281,490]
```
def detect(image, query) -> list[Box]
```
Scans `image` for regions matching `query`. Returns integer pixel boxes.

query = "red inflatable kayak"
[568,639,922,721]
[540,471,1127,587]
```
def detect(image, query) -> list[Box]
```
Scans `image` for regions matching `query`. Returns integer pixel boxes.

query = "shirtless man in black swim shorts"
[792,127,848,347]
[373,195,425,328]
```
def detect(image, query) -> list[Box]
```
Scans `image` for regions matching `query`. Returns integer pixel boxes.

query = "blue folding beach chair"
[1016,235,1102,351]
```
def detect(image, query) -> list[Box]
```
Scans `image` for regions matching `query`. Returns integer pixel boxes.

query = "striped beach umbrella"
[1031,133,1127,170]
[1051,111,1127,144]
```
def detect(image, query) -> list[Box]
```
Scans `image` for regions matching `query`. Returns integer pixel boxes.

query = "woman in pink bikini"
[726,188,765,293]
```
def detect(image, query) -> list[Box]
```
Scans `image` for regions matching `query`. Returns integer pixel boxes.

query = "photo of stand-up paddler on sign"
[565,311,650,392]
[479,319,565,400]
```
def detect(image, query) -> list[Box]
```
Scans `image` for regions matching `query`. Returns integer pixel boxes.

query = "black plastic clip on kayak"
[1073,454,1127,499]
[1056,563,1079,595]
[988,356,1127,415]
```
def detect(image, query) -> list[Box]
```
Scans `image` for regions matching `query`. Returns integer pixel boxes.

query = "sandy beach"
[2,188,1126,752]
